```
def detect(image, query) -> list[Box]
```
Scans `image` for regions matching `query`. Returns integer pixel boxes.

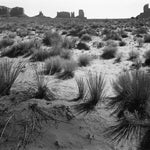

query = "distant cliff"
[136,4,150,19]
[56,9,86,19]
[0,6,26,17]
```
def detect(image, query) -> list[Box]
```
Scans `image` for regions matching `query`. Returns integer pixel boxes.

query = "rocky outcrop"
[137,4,150,19]
[0,6,25,17]
[76,9,86,19]
[10,7,24,17]
[56,11,71,18]
[56,9,86,19]
[0,6,10,17]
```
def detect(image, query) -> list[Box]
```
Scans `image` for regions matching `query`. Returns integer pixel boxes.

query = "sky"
[0,0,150,18]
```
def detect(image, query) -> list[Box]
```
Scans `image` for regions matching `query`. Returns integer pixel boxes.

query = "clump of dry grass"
[31,69,55,101]
[57,59,77,80]
[78,54,91,67]
[44,56,62,75]
[73,72,106,114]
[0,58,24,96]
[128,50,139,61]
[101,46,118,59]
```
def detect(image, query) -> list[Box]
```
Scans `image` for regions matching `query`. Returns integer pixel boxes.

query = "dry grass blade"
[74,71,106,114]
[70,77,86,102]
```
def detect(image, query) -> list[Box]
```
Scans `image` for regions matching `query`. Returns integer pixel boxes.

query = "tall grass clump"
[74,72,106,114]
[31,69,55,101]
[57,59,77,80]
[106,70,150,147]
[44,56,62,75]
[0,59,24,96]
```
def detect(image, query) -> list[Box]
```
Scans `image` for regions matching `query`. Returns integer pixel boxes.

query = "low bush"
[30,49,51,62]
[44,56,62,75]
[128,50,139,60]
[78,54,91,67]
[57,59,77,80]
[80,34,92,42]
[76,42,90,50]
[43,30,62,46]
[119,41,126,46]
[101,46,118,59]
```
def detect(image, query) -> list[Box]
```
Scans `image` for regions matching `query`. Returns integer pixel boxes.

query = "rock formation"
[0,6,25,17]
[0,6,10,17]
[56,11,71,18]
[10,7,24,17]
[137,4,150,19]
[71,12,75,18]
[56,9,86,19]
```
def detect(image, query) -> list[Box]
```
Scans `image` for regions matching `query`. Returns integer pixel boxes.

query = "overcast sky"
[0,0,150,18]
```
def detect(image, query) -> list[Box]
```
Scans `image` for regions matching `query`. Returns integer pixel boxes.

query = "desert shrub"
[61,37,76,49]
[44,56,62,75]
[60,49,71,59]
[1,40,40,58]
[80,34,92,42]
[78,54,91,67]
[42,30,62,46]
[76,42,90,50]
[30,49,51,62]
[73,71,106,114]
[119,41,126,46]
[144,49,150,66]
[118,29,128,38]
[0,59,24,96]
[128,50,139,60]
[101,46,118,59]
[48,46,62,57]
[106,70,150,146]
[32,69,55,101]
[103,30,121,41]
[0,38,14,49]
[144,34,150,43]
[57,59,77,80]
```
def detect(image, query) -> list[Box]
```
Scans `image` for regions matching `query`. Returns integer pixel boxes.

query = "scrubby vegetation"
[1,16,150,150]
